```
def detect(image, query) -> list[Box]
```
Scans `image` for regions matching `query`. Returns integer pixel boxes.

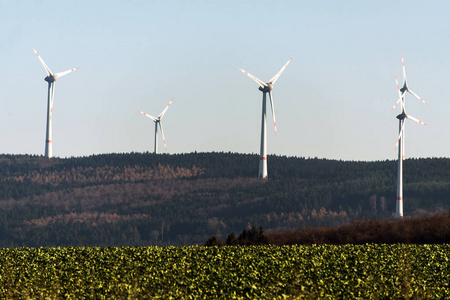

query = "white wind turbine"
[139,99,174,154]
[392,54,427,217]
[239,59,291,179]
[32,47,79,158]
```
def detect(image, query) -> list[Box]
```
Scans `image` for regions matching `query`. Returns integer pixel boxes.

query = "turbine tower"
[139,98,174,154]
[33,47,78,158]
[391,54,427,217]
[239,59,291,178]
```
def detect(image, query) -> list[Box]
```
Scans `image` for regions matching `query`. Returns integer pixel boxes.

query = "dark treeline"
[205,226,269,246]
[0,152,449,247]
[266,212,450,245]
[205,213,450,245]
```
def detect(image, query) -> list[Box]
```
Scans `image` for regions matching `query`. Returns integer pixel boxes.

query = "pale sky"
[1,0,448,161]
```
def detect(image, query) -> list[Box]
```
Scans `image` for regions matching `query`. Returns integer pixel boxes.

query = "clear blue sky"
[1,0,448,160]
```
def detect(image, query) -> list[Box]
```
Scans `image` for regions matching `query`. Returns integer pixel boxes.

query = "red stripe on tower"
[260,157,267,161]
[397,197,402,200]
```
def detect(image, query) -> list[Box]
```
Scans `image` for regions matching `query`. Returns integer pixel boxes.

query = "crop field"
[0,244,448,299]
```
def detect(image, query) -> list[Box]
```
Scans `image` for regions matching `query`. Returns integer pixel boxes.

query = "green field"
[0,244,449,299]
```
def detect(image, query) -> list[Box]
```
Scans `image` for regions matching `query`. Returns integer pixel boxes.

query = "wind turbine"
[239,59,291,178]
[392,54,427,217]
[139,98,174,154]
[32,47,78,158]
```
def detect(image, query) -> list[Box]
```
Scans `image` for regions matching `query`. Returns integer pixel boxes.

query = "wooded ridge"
[0,152,449,246]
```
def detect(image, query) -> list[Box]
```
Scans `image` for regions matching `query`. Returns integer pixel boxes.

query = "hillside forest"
[0,152,449,246]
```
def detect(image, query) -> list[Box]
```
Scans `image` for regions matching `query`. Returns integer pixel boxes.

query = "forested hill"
[0,152,449,247]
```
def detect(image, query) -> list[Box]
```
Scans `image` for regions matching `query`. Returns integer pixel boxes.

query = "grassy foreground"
[0,245,449,299]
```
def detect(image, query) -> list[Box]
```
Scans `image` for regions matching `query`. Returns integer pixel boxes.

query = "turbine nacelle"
[396,112,406,120]
[258,84,273,93]
[44,75,57,83]
[400,83,407,94]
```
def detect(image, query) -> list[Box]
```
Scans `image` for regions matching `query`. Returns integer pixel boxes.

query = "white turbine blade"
[54,67,79,79]
[400,93,406,112]
[395,75,402,97]
[406,114,427,126]
[238,68,267,88]
[391,96,403,111]
[391,75,407,111]
[391,76,402,111]
[159,122,167,151]
[269,58,292,85]
[407,89,428,105]
[139,110,157,122]
[32,47,53,76]
[401,54,407,85]
[395,121,406,150]
[158,98,174,118]
[268,91,277,135]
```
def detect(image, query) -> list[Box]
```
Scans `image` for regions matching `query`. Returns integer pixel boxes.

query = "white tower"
[392,55,428,217]
[239,59,291,178]
[139,99,174,154]
[33,48,78,158]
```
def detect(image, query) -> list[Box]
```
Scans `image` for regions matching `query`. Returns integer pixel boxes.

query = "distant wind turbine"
[32,47,78,158]
[139,99,174,154]
[392,54,427,218]
[239,59,291,178]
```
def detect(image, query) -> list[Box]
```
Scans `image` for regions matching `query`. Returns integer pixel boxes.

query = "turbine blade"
[395,121,406,150]
[407,89,428,105]
[158,98,174,118]
[406,114,427,126]
[238,68,267,88]
[159,122,167,151]
[268,91,277,135]
[391,96,403,111]
[401,53,407,85]
[395,75,403,98]
[54,67,79,79]
[391,75,403,111]
[400,94,406,112]
[139,110,157,122]
[32,47,52,76]
[269,58,292,85]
